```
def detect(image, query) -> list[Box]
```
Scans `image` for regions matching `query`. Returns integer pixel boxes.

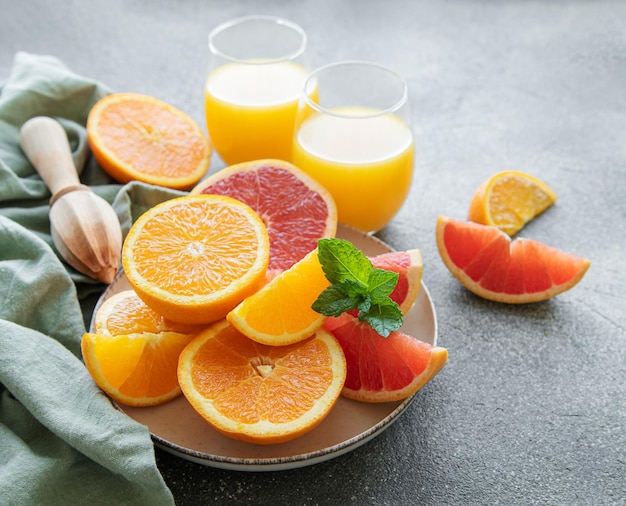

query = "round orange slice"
[177,320,347,445]
[122,194,270,324]
[87,93,211,190]
[436,215,591,303]
[191,159,337,277]
[468,170,557,236]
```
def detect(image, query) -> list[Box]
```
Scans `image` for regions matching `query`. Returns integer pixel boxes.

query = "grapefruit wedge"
[369,249,422,315]
[191,159,337,277]
[436,216,591,303]
[324,313,448,403]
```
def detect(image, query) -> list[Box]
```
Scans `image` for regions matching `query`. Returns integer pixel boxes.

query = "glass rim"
[208,15,307,64]
[302,60,409,119]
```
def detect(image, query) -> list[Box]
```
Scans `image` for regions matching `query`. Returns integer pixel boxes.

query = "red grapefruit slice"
[324,313,448,403]
[191,159,337,276]
[369,249,422,315]
[436,215,591,303]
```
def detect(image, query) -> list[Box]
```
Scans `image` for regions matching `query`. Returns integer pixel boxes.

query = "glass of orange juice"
[292,61,414,233]
[205,16,311,165]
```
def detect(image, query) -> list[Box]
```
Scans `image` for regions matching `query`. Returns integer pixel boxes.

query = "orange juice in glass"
[205,16,310,165]
[292,61,414,233]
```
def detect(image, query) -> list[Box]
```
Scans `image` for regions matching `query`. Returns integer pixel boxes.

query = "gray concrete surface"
[2,1,624,504]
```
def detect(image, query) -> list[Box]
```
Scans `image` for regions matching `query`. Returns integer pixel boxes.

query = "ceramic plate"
[91,224,437,472]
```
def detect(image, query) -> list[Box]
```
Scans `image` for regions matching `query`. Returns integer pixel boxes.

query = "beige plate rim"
[90,223,438,472]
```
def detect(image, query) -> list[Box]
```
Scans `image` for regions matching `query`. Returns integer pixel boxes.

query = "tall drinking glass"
[205,16,310,165]
[292,61,414,233]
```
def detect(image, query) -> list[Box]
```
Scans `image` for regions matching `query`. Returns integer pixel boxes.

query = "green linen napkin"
[0,52,182,505]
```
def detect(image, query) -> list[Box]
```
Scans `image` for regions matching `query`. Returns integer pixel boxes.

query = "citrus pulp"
[436,215,591,303]
[87,92,211,190]
[324,313,448,403]
[468,170,557,236]
[227,249,330,346]
[177,320,347,444]
[191,159,337,277]
[122,194,270,324]
[82,330,194,406]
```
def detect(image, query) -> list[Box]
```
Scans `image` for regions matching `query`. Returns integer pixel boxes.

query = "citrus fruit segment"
[94,290,203,336]
[87,92,211,190]
[436,215,591,303]
[191,159,337,276]
[369,249,422,315]
[468,170,557,236]
[324,313,448,403]
[122,195,270,324]
[177,320,347,445]
[82,331,194,406]
[227,249,330,346]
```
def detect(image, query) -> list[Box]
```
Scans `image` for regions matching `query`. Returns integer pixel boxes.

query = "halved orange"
[122,194,270,324]
[436,215,591,303]
[369,249,422,315]
[82,330,194,406]
[177,320,347,444]
[324,313,448,403]
[468,170,557,236]
[87,93,211,190]
[227,249,330,346]
[191,159,337,278]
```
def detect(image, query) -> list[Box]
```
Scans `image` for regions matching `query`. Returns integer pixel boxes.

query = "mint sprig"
[312,238,403,337]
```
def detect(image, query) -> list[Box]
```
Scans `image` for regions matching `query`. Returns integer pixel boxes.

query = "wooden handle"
[20,117,82,197]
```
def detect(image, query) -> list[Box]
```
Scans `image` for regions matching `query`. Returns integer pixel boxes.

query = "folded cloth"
[0,52,181,505]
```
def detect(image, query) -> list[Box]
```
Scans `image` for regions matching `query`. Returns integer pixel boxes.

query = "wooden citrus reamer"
[20,116,122,284]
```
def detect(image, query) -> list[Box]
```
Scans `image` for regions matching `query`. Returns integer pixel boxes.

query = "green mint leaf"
[317,238,371,287]
[358,298,403,337]
[312,238,403,336]
[311,285,355,316]
[367,268,399,300]
[356,295,372,314]
[341,278,370,300]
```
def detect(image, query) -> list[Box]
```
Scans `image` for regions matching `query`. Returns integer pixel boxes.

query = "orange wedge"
[177,320,347,444]
[468,170,557,236]
[227,249,330,346]
[122,195,270,324]
[84,290,203,406]
[82,331,194,406]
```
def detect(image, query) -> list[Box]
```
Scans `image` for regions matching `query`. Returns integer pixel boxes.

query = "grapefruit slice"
[369,249,422,315]
[191,159,337,277]
[436,215,591,303]
[324,313,448,403]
